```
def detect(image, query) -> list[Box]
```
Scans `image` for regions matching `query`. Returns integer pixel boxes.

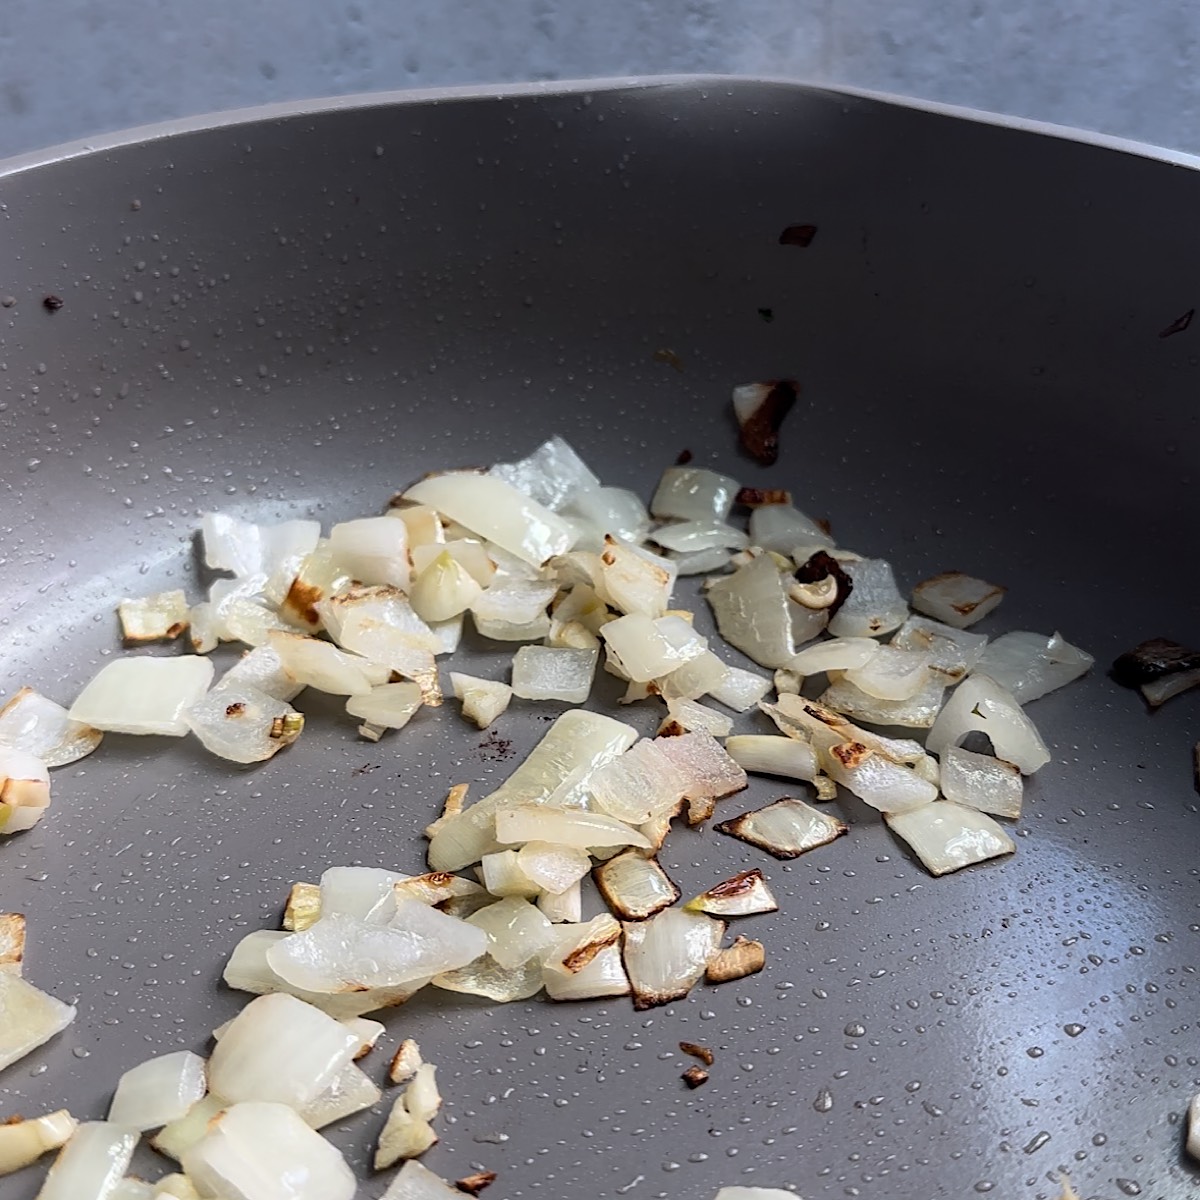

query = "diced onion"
[705,936,767,984]
[266,632,379,696]
[939,746,1023,818]
[650,467,739,523]
[716,797,847,858]
[511,646,598,703]
[381,1160,467,1200]
[827,558,908,638]
[149,1094,227,1163]
[601,613,706,683]
[301,1061,382,1130]
[926,673,1051,774]
[328,516,411,591]
[0,1109,76,1178]
[560,486,651,545]
[821,741,938,813]
[890,615,988,683]
[0,748,51,833]
[622,908,724,1010]
[34,1122,138,1200]
[790,637,879,675]
[489,436,601,512]
[972,630,1093,704]
[107,1050,207,1132]
[748,505,833,553]
[594,851,680,921]
[662,698,733,738]
[186,684,303,763]
[724,735,817,781]
[885,801,1016,875]
[117,590,190,643]
[345,682,423,730]
[686,869,778,917]
[410,551,483,622]
[706,555,800,668]
[0,972,76,1070]
[0,688,102,768]
[911,571,1005,629]
[651,521,748,554]
[495,805,650,850]
[515,841,591,895]
[818,675,946,729]
[68,656,215,736]
[598,537,677,619]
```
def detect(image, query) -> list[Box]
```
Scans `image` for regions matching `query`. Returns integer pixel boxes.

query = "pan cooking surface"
[1,79,1199,1198]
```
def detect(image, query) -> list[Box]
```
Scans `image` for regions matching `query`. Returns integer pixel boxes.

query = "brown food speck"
[735,486,791,507]
[680,1041,715,1065]
[1112,637,1200,687]
[562,928,620,973]
[682,1066,710,1088]
[351,763,380,776]
[831,741,872,768]
[737,379,797,466]
[478,730,513,761]
[1159,308,1194,338]
[282,576,322,627]
[778,223,817,247]
[42,294,64,311]
[657,720,687,738]
[654,348,684,372]
[794,550,854,616]
[675,448,694,465]
[757,307,774,322]
[456,1172,497,1196]
[2,1115,23,1126]
[224,702,246,718]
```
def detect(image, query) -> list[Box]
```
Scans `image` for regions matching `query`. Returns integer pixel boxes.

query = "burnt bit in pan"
[778,223,817,247]
[793,550,854,617]
[733,379,798,466]
[1111,637,1200,687]
[1158,308,1194,338]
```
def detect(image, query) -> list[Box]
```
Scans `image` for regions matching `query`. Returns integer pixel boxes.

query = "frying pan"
[1,76,1199,1200]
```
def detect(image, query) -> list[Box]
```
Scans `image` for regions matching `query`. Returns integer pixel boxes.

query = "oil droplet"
[844,1023,866,1038]
[813,1088,834,1113]
[1116,1181,1142,1196]
[1022,1130,1051,1154]
[1026,1045,1045,1058]
[922,1100,944,1117]
[1064,1023,1086,1037]
[974,1182,995,1193]
[71,1047,90,1059]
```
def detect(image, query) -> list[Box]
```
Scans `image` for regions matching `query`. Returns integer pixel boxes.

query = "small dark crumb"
[794,549,854,617]
[653,347,684,372]
[657,720,687,738]
[479,730,514,761]
[1111,637,1200,687]
[351,762,380,776]
[778,223,817,248]
[1159,308,1194,338]
[224,702,246,718]
[757,307,774,322]
[42,294,64,311]
[679,1041,715,1066]
[682,1066,710,1088]
[675,448,694,465]
[456,1171,497,1196]
[735,486,791,507]
[736,379,798,466]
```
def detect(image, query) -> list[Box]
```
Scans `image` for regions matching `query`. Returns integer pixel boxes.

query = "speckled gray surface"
[1,79,1200,1198]
[3,0,1200,156]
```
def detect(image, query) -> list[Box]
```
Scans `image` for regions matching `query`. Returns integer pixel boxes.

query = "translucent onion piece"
[773,668,804,695]
[155,1173,201,1200]
[651,467,739,523]
[409,552,482,623]
[939,746,1023,818]
[622,908,725,1010]
[433,953,544,1002]
[328,516,411,590]
[489,436,601,512]
[890,615,988,683]
[345,682,423,730]
[538,880,583,924]
[467,898,557,969]
[594,851,679,921]
[972,630,1093,704]
[265,632,377,696]
[374,1066,441,1168]
[516,841,592,895]
[149,1094,227,1163]
[343,1016,385,1059]
[598,537,677,619]
[706,554,798,668]
[188,602,219,653]
[0,972,76,1070]
[827,558,909,638]
[789,638,878,675]
[710,666,775,714]
[391,504,444,550]
[181,1101,355,1200]
[656,732,748,805]
[911,571,1005,629]
[714,1187,799,1199]
[470,577,558,641]
[300,1061,381,1130]
[748,505,834,553]
[389,1039,424,1085]
[762,695,930,766]
[393,872,487,911]
[716,797,847,858]
[724,735,817,781]
[320,866,405,923]
[511,646,598,703]
[547,618,601,652]
[430,614,465,656]
[686,869,778,917]
[560,486,650,544]
[543,917,631,1000]
[885,801,1016,875]
[0,747,50,832]
[668,547,734,576]
[68,656,214,737]
[283,883,321,932]
[411,538,494,588]
[185,684,302,764]
[428,709,636,871]
[818,675,946,730]
[822,742,938,813]
[207,993,361,1107]
[449,673,513,730]
[216,646,303,702]
[1142,669,1200,706]
[0,1109,76,1177]
[495,805,651,850]
[380,1160,463,1200]
[35,1123,137,1200]
[107,1050,207,1132]
[706,936,767,984]
[663,698,733,738]
[280,541,353,632]
[404,473,574,566]
[478,850,541,898]
[201,512,264,577]
[651,521,748,554]
[267,905,486,992]
[657,651,729,703]
[926,673,1051,774]
[602,614,706,683]
[112,1179,155,1200]
[117,590,189,643]
[0,912,25,972]
[844,645,931,700]
[208,575,293,648]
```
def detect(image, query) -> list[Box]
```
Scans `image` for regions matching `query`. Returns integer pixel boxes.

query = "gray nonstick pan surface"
[2,76,1199,1199]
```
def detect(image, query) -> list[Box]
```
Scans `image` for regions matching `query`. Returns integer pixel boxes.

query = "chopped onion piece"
[651,521,748,554]
[651,467,739,523]
[912,571,1005,629]
[656,732,748,812]
[216,646,303,702]
[511,646,598,703]
[724,735,817,781]
[404,472,574,566]
[283,883,321,932]
[267,905,486,992]
[560,486,650,544]
[182,1101,355,1200]
[393,872,487,910]
[656,652,730,703]
[588,738,689,824]
[207,993,361,1107]
[594,851,679,921]
[155,1173,200,1200]
[705,936,766,984]
[773,668,803,695]
[818,675,946,729]
[107,1050,207,1132]
[706,554,800,668]
[467,898,557,969]
[478,850,541,898]
[301,1060,381,1129]
[790,637,879,675]
[390,503,444,549]
[669,546,734,576]
[885,801,1016,875]
[622,908,724,1010]
[412,538,494,590]
[35,1123,137,1200]
[822,741,938,813]
[381,1160,463,1200]
[470,577,558,641]
[149,1094,226,1163]
[0,748,50,833]
[926,673,1051,774]
[890,615,988,683]
[410,551,483,622]
[516,841,592,895]
[328,516,411,590]
[0,1109,76,1178]
[389,1038,424,1085]
[716,797,847,858]
[320,866,404,923]
[762,694,930,765]
[0,913,25,973]
[827,558,908,638]
[940,746,1023,818]
[343,1016,384,1060]
[375,1065,441,1168]
[68,656,214,737]
[662,698,733,738]
[449,673,513,730]
[972,630,1093,704]
[601,614,706,683]
[0,688,102,768]
[113,1178,154,1199]
[543,917,631,1001]
[188,602,219,653]
[598,537,677,618]
[708,664,773,712]
[495,805,650,850]
[844,645,931,700]
[538,880,582,923]
[686,869,778,917]
[186,684,303,764]
[713,1187,798,1199]
[749,504,834,553]
[280,541,353,632]
[265,632,377,696]
[1143,666,1200,705]
[117,590,189,644]
[433,953,544,1002]
[0,972,75,1070]
[489,436,600,512]
[345,682,423,730]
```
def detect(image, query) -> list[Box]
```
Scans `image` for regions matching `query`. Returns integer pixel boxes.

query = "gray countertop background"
[0,0,1195,157]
